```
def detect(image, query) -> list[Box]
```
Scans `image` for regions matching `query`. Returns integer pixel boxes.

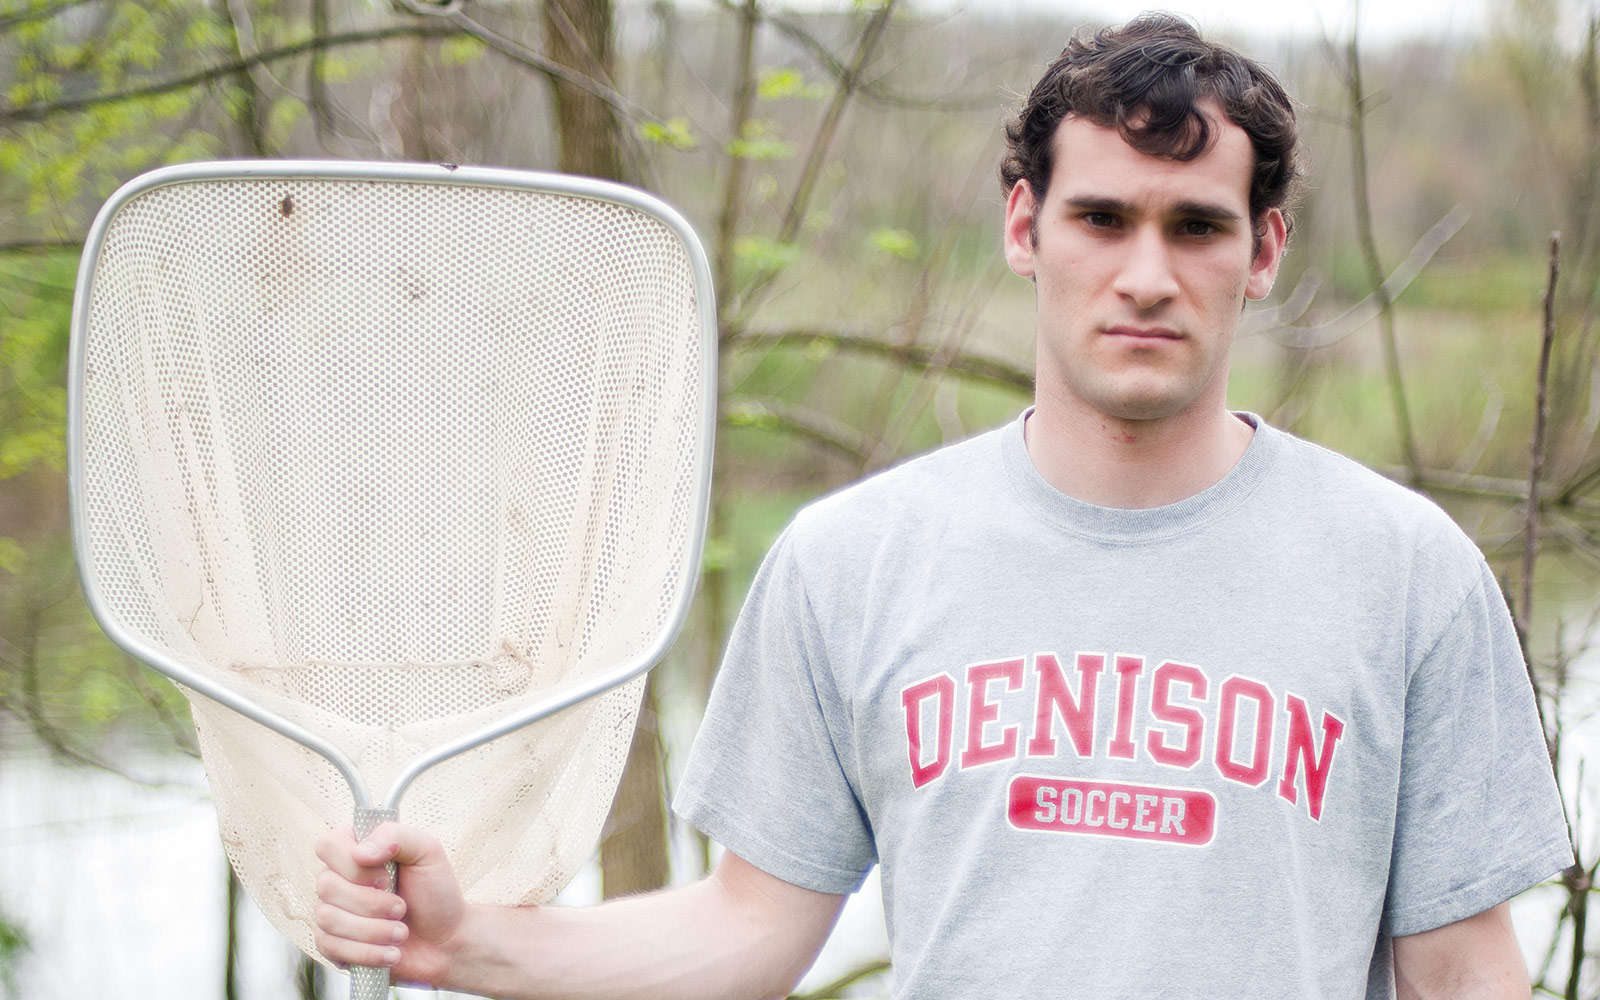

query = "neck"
[1023,401,1254,509]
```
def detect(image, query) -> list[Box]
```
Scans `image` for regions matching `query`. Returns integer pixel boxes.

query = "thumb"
[355,820,445,870]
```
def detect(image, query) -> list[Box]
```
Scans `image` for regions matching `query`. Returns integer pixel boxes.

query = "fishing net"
[70,163,713,969]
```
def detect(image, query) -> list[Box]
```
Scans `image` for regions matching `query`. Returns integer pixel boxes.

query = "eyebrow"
[1063,195,1243,224]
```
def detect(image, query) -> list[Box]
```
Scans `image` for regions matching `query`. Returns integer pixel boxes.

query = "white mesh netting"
[75,172,707,963]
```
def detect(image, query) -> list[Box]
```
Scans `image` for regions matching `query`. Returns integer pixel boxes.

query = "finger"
[315,898,409,948]
[361,820,445,869]
[314,826,372,883]
[315,868,408,917]
[312,921,403,970]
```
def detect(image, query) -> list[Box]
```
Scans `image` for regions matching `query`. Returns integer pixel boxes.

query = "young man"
[314,15,1571,998]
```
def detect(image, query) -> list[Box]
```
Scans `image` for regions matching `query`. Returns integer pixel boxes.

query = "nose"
[1111,227,1180,311]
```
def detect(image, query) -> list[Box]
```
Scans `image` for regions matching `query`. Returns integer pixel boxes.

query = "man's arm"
[1391,902,1529,1000]
[314,823,847,1000]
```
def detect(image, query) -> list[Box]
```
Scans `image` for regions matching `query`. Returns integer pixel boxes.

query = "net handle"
[349,806,401,1000]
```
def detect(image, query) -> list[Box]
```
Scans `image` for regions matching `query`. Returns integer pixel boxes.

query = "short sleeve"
[1382,558,1572,936]
[672,526,876,894]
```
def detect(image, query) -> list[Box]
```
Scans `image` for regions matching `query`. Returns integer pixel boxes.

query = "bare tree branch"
[766,11,995,112]
[120,653,199,757]
[1375,466,1531,503]
[308,0,336,138]
[1246,205,1470,348]
[734,326,1034,393]
[727,395,872,463]
[0,0,96,32]
[0,240,79,254]
[0,23,460,125]
[775,0,896,246]
[713,0,761,329]
[1519,232,1561,646]
[732,1,902,318]
[1343,26,1422,483]
[439,6,655,126]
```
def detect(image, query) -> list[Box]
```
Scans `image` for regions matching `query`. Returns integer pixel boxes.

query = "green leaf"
[757,67,830,101]
[869,227,919,260]
[726,398,779,429]
[268,96,308,138]
[732,236,798,277]
[804,337,837,362]
[0,427,65,478]
[440,35,486,66]
[726,136,796,161]
[726,119,796,161]
[183,19,228,51]
[78,671,124,725]
[699,535,735,573]
[758,67,804,100]
[638,117,699,152]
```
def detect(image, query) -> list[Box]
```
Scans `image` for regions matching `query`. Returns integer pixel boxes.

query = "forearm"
[1392,903,1529,1000]
[439,857,844,1000]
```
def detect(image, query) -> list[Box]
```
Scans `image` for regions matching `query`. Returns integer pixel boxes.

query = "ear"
[1003,180,1038,279]
[1245,208,1287,301]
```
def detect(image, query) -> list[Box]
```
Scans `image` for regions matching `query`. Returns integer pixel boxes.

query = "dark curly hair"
[1000,13,1301,237]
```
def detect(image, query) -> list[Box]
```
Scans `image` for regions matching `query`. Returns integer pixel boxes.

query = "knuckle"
[314,870,338,898]
[313,902,339,930]
[311,928,345,961]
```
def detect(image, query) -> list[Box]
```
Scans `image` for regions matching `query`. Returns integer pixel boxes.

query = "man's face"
[1003,110,1285,428]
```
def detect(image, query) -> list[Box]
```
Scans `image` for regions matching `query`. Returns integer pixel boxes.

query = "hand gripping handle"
[349,806,400,1000]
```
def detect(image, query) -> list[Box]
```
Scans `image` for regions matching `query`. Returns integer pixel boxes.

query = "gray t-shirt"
[675,413,1571,998]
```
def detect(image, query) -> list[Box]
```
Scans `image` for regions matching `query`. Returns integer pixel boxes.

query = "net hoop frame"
[66,158,719,815]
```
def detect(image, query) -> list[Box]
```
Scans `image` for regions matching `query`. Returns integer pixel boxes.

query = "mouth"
[1103,325,1182,341]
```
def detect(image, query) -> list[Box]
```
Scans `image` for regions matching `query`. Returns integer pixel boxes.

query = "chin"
[1094,392,1195,423]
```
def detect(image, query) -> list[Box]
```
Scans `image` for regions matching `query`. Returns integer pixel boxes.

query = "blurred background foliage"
[3,0,1600,996]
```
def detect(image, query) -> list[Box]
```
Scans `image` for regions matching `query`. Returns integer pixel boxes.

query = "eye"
[1081,211,1120,230]
[1178,219,1219,237]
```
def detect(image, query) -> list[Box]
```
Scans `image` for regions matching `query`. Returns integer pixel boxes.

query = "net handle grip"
[349,806,400,1000]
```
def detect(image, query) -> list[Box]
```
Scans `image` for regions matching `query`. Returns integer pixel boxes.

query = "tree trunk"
[537,0,668,895]
[599,676,670,898]
[542,0,628,182]
[217,0,269,156]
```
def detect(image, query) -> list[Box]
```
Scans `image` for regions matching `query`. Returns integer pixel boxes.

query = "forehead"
[1046,112,1256,212]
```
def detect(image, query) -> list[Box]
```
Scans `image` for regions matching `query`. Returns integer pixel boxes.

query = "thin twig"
[0,240,80,254]
[713,0,760,331]
[0,0,96,31]
[858,128,1004,472]
[775,0,896,245]
[1343,28,1422,483]
[766,12,995,112]
[120,654,199,757]
[727,396,872,463]
[0,24,459,124]
[443,6,654,127]
[1248,204,1470,349]
[733,327,1033,393]
[735,0,900,318]
[1519,232,1561,648]
[308,0,335,139]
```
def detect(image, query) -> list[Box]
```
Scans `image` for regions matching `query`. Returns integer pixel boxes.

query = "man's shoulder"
[784,423,1005,551]
[1262,423,1486,564]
